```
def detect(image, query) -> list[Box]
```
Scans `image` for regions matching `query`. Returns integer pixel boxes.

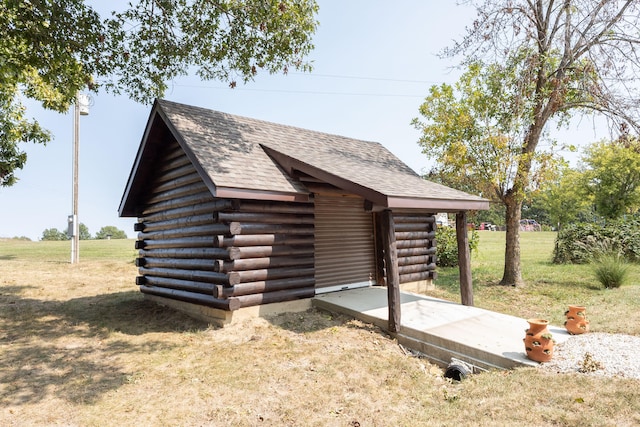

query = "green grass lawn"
[2,234,640,426]
[0,238,137,263]
[427,231,640,335]
[3,233,638,334]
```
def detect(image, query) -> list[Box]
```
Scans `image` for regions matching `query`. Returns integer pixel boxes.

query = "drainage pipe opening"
[444,359,473,381]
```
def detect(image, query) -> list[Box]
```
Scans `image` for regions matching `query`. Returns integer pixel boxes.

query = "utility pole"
[70,93,89,264]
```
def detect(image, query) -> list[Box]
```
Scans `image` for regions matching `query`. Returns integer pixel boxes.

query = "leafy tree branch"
[0,0,319,186]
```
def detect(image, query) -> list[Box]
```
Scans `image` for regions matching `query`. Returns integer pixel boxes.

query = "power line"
[171,83,426,98]
[288,72,439,84]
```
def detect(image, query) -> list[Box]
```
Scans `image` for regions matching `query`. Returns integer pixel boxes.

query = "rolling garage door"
[314,195,376,292]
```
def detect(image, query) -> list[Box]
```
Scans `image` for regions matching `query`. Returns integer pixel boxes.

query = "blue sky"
[0,1,605,241]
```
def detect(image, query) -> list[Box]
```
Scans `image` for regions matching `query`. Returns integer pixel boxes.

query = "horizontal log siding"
[144,181,210,206]
[393,212,437,283]
[213,277,315,298]
[134,140,315,310]
[217,200,315,308]
[134,139,231,309]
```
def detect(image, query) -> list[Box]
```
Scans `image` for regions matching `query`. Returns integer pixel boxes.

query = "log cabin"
[119,100,489,328]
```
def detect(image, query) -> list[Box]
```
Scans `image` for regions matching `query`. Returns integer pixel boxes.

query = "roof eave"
[386,196,490,212]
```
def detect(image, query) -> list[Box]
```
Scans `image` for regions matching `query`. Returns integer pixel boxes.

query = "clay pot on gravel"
[524,318,554,363]
[564,305,589,335]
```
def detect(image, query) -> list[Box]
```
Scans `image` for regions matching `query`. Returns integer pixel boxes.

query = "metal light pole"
[70,93,89,264]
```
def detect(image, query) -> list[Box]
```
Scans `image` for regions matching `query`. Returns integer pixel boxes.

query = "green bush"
[95,226,128,239]
[41,228,69,241]
[436,226,479,267]
[553,219,640,264]
[593,253,629,288]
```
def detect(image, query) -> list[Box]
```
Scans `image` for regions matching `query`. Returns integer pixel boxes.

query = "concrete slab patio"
[313,286,573,371]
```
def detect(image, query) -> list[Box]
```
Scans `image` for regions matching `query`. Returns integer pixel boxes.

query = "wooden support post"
[380,209,401,333]
[456,211,474,306]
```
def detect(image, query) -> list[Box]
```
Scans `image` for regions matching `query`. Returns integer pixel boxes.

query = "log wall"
[392,212,437,283]
[134,140,315,311]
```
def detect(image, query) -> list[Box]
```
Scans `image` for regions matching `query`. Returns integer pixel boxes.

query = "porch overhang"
[262,144,490,212]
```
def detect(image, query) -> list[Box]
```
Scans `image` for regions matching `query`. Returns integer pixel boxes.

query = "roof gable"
[158,100,308,196]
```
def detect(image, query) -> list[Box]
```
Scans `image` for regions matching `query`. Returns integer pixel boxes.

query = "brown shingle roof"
[120,99,488,216]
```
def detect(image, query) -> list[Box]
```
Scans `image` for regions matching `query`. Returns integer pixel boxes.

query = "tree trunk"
[500,195,524,287]
[456,211,474,305]
[500,101,548,287]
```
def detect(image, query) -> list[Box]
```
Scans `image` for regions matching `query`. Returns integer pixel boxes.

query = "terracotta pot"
[523,318,554,362]
[564,305,589,335]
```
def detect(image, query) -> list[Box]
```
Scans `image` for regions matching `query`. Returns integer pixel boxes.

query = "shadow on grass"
[0,290,208,406]
[0,285,38,294]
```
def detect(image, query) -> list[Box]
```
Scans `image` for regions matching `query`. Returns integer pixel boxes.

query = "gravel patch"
[541,332,640,379]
